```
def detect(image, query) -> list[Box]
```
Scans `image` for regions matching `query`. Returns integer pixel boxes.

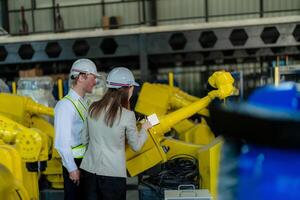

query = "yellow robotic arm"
[126,70,235,176]
[0,114,45,162]
[0,93,53,127]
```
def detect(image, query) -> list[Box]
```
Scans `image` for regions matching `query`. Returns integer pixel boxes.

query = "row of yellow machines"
[0,71,235,200]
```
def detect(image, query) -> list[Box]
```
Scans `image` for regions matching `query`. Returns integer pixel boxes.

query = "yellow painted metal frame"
[177,118,215,145]
[0,141,30,200]
[57,79,64,100]
[197,137,223,200]
[0,163,30,200]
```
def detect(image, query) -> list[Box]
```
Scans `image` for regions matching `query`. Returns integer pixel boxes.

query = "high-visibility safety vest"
[64,95,88,158]
[64,95,88,122]
[71,144,86,159]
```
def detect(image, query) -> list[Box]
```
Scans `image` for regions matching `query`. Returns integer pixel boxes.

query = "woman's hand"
[141,120,152,130]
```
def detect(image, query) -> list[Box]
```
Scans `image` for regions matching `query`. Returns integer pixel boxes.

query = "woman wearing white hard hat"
[80,67,152,200]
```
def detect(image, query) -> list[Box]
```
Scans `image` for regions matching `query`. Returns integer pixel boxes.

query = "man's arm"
[54,101,78,172]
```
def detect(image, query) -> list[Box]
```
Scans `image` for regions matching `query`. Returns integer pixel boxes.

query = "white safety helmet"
[106,67,139,88]
[70,59,101,79]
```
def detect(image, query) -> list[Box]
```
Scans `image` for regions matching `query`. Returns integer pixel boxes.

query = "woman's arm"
[125,111,151,152]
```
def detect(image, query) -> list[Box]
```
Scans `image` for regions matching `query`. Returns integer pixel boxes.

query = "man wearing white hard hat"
[54,59,100,200]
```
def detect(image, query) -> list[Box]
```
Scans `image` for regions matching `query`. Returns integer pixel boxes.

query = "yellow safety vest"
[64,95,88,122]
[71,144,86,159]
[64,95,88,158]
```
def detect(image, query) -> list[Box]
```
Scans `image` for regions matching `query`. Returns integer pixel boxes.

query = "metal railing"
[5,0,300,35]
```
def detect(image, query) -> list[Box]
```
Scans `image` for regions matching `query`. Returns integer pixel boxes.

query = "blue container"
[238,144,300,200]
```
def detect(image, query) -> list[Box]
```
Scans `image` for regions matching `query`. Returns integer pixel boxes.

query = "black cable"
[140,155,200,198]
[15,189,22,200]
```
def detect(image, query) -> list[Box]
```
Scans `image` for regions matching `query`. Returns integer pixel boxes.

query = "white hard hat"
[106,67,139,88]
[70,59,101,78]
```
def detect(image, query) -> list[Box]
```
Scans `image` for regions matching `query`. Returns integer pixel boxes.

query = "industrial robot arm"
[126,71,236,176]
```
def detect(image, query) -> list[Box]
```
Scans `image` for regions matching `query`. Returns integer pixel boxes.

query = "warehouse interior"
[0,0,300,200]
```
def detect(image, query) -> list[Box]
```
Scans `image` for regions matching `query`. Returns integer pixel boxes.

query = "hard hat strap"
[107,81,131,87]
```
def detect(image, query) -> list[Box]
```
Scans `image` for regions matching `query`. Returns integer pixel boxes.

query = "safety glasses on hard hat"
[71,68,101,78]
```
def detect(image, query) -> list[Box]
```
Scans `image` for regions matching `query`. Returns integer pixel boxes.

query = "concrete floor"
[40,189,139,200]
[127,190,139,200]
[127,176,139,200]
[40,177,140,200]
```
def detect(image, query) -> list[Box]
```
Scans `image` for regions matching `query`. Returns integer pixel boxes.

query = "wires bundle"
[140,155,199,199]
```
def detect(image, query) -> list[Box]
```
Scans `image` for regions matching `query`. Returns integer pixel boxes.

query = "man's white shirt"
[54,89,88,172]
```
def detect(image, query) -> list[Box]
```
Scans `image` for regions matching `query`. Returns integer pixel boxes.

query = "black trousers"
[83,170,126,200]
[63,158,84,200]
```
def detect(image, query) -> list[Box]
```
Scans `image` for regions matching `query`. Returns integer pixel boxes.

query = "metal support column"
[52,0,56,32]
[0,0,9,32]
[139,34,149,82]
[31,0,36,32]
[148,0,157,26]
[141,0,146,25]
[204,0,209,22]
[101,0,105,17]
[259,0,264,18]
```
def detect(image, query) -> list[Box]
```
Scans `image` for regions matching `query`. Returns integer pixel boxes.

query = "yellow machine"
[0,93,62,200]
[135,80,213,145]
[0,138,30,200]
[126,71,236,199]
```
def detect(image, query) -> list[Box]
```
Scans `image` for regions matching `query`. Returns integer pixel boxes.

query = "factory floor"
[126,176,139,200]
[127,190,139,200]
[40,177,139,200]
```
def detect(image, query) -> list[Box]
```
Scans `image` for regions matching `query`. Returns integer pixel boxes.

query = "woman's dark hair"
[89,87,130,127]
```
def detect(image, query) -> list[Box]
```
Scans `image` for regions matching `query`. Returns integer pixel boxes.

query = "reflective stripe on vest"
[71,144,86,159]
[64,95,87,122]
[64,95,88,158]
